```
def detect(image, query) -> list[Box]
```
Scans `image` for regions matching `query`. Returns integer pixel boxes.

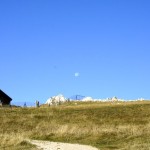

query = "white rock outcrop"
[111,96,118,102]
[45,94,67,105]
[81,97,93,102]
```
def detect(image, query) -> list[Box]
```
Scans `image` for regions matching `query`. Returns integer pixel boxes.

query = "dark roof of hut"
[0,89,12,101]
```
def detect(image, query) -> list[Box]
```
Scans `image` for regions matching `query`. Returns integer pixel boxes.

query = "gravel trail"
[29,140,99,150]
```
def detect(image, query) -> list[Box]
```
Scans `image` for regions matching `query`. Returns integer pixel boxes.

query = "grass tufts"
[0,101,150,149]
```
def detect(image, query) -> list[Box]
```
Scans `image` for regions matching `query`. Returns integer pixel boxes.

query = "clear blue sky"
[1,0,150,103]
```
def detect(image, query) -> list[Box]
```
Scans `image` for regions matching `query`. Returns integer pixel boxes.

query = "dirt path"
[29,140,99,150]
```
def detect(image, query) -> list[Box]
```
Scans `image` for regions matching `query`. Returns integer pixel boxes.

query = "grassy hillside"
[0,101,150,150]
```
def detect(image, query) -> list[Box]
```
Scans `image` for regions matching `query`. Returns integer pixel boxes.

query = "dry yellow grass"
[0,101,150,149]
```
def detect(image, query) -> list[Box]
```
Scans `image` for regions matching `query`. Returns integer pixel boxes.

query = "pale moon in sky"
[74,72,80,77]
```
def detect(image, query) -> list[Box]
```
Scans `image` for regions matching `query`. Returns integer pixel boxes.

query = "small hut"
[0,89,12,106]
